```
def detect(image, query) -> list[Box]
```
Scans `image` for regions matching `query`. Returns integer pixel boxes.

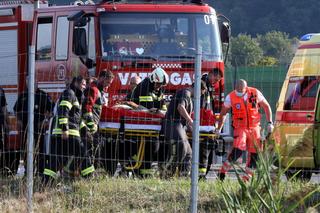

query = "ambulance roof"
[299,33,320,46]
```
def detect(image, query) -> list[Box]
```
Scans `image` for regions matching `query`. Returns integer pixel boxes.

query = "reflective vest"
[230,87,261,128]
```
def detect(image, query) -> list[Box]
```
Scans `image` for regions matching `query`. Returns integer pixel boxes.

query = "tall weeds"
[218,145,320,212]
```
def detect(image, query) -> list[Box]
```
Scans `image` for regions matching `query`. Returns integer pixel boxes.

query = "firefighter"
[128,68,168,176]
[130,67,169,112]
[0,87,8,147]
[199,68,223,179]
[0,87,9,171]
[82,69,114,166]
[43,76,94,183]
[201,68,223,112]
[216,79,274,181]
[13,78,54,173]
[160,81,207,177]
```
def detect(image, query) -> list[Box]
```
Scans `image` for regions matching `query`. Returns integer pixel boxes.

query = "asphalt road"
[206,164,320,183]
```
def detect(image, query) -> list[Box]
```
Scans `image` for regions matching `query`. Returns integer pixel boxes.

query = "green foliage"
[0,163,319,212]
[218,146,320,212]
[213,0,320,37]
[258,56,278,66]
[230,34,263,66]
[257,31,294,65]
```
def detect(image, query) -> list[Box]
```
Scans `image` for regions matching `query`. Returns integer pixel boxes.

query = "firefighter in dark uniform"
[161,81,207,177]
[129,67,169,176]
[130,67,169,111]
[0,88,8,148]
[201,68,223,112]
[14,79,54,173]
[82,70,114,167]
[199,68,223,178]
[0,88,9,171]
[43,76,94,182]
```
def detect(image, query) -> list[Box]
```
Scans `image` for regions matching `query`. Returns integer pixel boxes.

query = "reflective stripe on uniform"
[199,168,207,175]
[84,112,93,117]
[60,100,73,110]
[80,120,87,129]
[52,128,63,135]
[58,118,68,125]
[140,169,155,175]
[44,168,57,178]
[52,128,80,137]
[93,104,102,110]
[69,129,80,137]
[81,165,95,176]
[139,96,153,102]
[152,93,162,101]
[73,101,80,107]
[87,122,95,127]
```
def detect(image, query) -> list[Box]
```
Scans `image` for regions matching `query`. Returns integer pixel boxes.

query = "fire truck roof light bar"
[0,9,14,16]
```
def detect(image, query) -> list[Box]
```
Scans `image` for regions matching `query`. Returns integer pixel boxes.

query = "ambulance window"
[284,76,319,111]
[36,17,53,60]
[56,16,69,60]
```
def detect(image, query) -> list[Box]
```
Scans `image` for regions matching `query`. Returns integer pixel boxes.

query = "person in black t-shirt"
[160,81,207,177]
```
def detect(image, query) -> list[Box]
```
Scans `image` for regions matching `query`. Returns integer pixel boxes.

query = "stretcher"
[99,106,221,173]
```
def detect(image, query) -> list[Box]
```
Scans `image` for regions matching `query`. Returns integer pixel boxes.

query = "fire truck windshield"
[100,12,222,61]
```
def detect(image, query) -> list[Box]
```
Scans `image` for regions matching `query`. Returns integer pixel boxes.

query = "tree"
[230,34,263,67]
[213,0,320,37]
[257,31,294,65]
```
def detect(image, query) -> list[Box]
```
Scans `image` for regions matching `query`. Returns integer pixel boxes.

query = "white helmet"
[150,67,169,85]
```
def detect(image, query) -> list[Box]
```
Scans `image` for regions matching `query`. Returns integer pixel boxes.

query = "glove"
[267,122,274,134]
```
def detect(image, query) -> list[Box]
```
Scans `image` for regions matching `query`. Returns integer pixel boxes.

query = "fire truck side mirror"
[217,14,231,44]
[220,22,230,44]
[73,28,88,55]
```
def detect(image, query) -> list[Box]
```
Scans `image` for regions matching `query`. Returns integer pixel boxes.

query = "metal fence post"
[27,45,35,213]
[190,48,202,213]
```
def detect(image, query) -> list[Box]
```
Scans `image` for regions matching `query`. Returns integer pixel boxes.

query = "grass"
[0,174,319,212]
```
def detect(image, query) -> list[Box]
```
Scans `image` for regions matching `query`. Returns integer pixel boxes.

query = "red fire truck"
[0,0,231,174]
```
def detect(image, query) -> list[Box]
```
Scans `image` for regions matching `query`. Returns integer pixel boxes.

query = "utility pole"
[27,1,39,212]
[190,47,202,213]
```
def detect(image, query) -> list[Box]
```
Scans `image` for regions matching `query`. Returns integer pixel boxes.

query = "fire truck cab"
[0,0,231,174]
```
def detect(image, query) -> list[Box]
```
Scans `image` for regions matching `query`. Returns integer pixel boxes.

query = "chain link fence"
[0,52,319,212]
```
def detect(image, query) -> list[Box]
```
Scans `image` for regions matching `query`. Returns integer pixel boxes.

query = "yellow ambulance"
[274,33,320,181]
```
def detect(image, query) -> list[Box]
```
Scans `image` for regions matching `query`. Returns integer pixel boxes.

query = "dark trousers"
[162,121,192,176]
[20,124,46,174]
[199,141,209,170]
[44,135,93,178]
[80,127,102,168]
